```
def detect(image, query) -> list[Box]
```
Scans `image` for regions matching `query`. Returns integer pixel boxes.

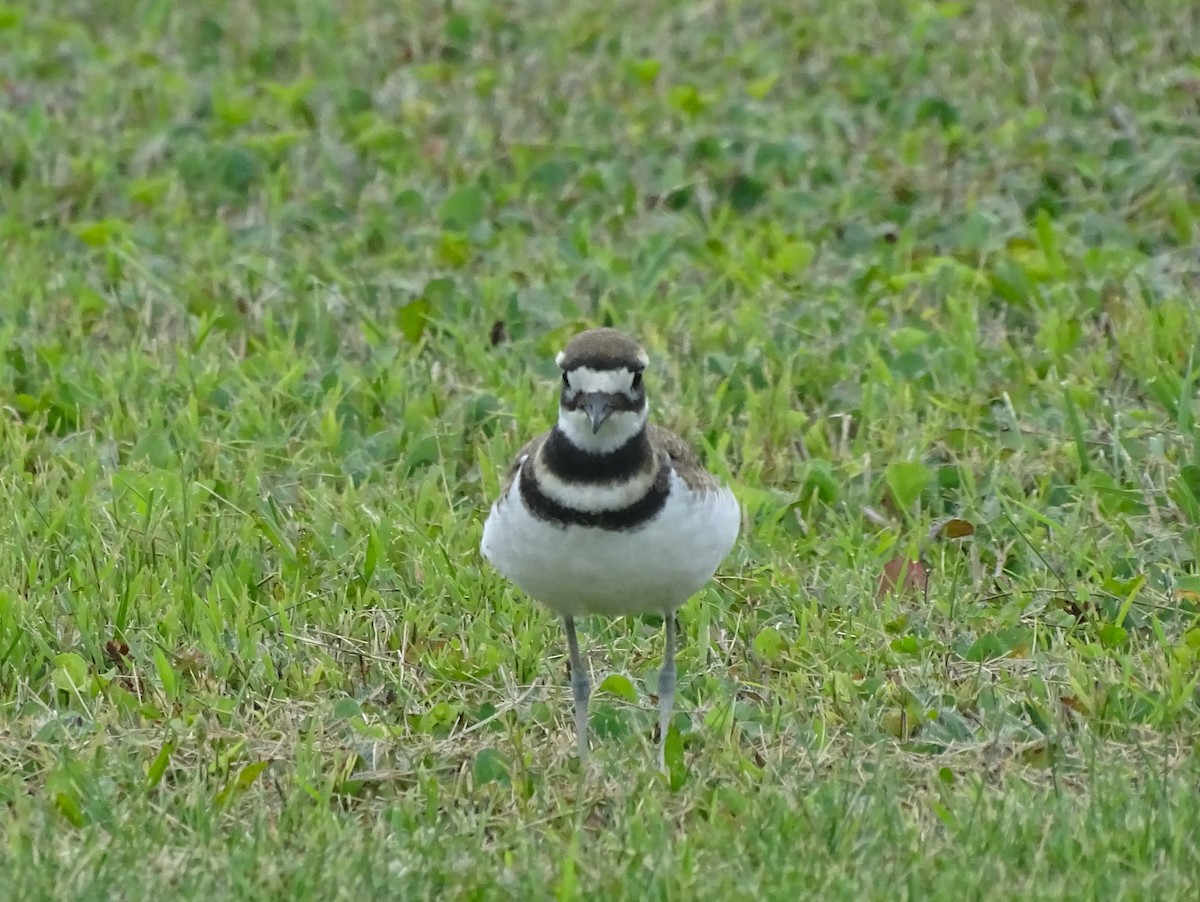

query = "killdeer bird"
[481,327,740,766]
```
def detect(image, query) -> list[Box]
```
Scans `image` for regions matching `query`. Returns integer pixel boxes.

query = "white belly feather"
[480,468,740,618]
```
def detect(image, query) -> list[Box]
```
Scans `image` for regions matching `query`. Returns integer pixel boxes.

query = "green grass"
[3,0,1200,897]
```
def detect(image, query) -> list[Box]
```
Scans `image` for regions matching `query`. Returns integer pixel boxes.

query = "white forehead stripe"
[566,366,637,394]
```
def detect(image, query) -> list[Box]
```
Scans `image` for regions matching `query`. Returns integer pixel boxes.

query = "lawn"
[3,0,1200,898]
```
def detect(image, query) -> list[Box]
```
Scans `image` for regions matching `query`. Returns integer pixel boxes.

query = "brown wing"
[496,431,549,499]
[648,424,722,493]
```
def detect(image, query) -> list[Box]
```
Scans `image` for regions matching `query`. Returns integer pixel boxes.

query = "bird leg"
[657,610,677,772]
[564,617,590,762]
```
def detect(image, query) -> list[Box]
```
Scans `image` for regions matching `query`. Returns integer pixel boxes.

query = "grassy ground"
[3,0,1200,897]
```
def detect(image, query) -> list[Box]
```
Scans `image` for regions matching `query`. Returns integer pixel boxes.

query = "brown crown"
[556,328,650,372]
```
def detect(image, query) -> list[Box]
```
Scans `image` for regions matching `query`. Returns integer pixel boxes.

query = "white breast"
[480,468,740,618]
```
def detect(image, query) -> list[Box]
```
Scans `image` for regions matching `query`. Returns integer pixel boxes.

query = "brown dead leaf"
[104,639,131,669]
[1056,594,1097,621]
[489,320,508,347]
[877,557,928,599]
[929,517,975,542]
[104,638,141,694]
[1059,695,1087,714]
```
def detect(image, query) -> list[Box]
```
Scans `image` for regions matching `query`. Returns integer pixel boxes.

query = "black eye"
[561,371,570,387]
[631,371,643,390]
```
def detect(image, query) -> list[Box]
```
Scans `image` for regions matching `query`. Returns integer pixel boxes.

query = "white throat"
[557,406,647,453]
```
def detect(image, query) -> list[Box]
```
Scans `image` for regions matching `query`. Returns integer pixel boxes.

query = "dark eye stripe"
[560,390,643,412]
